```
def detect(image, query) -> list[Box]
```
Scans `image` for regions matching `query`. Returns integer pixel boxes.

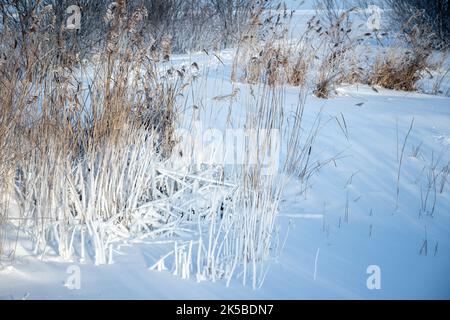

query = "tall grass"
[0,2,184,261]
[232,5,315,89]
[0,0,319,289]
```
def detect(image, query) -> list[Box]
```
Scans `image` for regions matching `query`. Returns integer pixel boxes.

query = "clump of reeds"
[232,6,312,88]
[369,51,429,91]
[0,0,325,290]
[0,2,188,262]
[367,10,437,92]
[311,4,361,98]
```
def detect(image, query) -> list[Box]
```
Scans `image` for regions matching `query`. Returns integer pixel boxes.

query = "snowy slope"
[1,67,449,299]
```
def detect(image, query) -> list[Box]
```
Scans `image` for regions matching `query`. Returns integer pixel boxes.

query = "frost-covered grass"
[0,2,319,290]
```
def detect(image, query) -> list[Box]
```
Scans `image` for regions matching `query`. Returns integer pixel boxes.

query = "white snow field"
[1,3,449,300]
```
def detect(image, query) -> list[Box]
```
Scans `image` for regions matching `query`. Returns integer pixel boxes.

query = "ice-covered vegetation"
[0,0,317,288]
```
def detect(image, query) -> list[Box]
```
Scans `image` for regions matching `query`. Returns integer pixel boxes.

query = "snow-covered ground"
[1,4,449,300]
[1,63,449,300]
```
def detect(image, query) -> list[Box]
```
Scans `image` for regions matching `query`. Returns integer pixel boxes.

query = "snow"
[2,72,449,300]
[1,5,449,300]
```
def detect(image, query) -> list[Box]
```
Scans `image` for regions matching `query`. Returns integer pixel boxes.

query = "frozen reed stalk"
[161,36,172,62]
